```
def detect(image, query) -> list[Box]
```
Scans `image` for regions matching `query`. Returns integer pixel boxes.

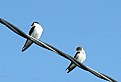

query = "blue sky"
[0,0,120,82]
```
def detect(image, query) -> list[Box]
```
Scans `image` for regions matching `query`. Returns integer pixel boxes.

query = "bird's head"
[31,22,40,26]
[76,47,83,51]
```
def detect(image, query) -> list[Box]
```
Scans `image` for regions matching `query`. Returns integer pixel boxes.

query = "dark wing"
[29,26,35,35]
[69,52,80,65]
[65,62,73,70]
[65,52,80,73]
[74,52,80,58]
[22,26,35,52]
[22,40,33,52]
[67,52,79,70]
[66,64,76,73]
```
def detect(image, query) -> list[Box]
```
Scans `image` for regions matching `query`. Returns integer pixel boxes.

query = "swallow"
[22,22,43,52]
[66,47,86,73]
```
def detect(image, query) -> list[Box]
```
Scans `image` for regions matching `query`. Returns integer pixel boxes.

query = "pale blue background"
[0,0,120,82]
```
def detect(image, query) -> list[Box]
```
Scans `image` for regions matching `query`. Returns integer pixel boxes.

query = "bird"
[66,47,86,73]
[22,22,43,52]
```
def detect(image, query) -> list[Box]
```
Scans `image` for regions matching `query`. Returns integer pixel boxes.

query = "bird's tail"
[65,68,70,73]
[22,47,27,52]
[65,67,68,71]
[22,40,33,52]
[65,66,72,73]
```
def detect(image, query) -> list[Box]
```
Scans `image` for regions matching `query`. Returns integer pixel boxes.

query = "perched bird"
[66,47,86,73]
[22,22,43,52]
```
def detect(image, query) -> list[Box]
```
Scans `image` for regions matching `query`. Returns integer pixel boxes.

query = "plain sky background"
[0,0,120,82]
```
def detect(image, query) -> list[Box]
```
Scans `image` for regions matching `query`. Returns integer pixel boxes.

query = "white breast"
[76,50,86,63]
[31,24,43,39]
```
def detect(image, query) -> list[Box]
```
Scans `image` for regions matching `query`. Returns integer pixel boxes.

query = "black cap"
[31,22,39,26]
[76,47,82,51]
